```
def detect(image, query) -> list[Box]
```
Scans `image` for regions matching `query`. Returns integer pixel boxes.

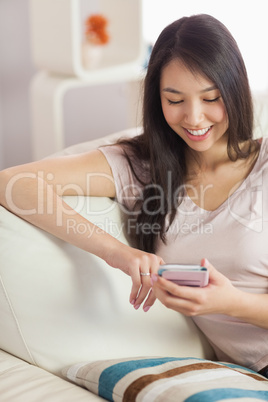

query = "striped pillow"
[62,356,268,401]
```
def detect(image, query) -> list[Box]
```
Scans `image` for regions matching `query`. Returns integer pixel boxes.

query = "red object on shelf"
[85,14,109,45]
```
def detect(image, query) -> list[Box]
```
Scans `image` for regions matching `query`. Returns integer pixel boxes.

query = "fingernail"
[134,304,141,310]
[130,299,135,305]
[143,306,151,313]
[151,274,158,286]
[201,258,209,267]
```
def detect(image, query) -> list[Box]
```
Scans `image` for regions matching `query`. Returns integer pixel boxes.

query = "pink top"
[100,138,268,372]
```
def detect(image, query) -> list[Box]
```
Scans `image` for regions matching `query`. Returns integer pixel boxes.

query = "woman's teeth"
[186,127,211,136]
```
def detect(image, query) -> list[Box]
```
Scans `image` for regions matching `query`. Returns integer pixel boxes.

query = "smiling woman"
[160,60,228,149]
[1,13,268,378]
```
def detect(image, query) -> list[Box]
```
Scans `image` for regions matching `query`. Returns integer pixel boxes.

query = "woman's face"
[160,59,229,153]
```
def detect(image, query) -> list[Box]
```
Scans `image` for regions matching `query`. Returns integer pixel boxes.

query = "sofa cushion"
[62,356,268,402]
[0,349,102,401]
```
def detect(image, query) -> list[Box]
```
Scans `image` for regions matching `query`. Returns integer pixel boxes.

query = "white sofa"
[0,92,268,401]
[0,128,215,401]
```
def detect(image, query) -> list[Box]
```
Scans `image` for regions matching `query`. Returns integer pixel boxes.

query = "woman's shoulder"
[99,135,149,177]
[99,133,147,158]
[99,136,149,184]
[98,139,150,209]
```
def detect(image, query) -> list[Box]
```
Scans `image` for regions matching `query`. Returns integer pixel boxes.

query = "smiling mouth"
[185,126,212,136]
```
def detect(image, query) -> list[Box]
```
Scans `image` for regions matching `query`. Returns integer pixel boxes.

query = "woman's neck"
[186,133,230,177]
[185,135,260,186]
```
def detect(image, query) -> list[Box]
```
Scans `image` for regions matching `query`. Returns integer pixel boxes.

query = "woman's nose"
[184,102,204,126]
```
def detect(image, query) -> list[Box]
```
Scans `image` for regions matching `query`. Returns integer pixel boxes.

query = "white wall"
[63,81,142,148]
[0,0,36,168]
[1,0,267,168]
[0,0,141,168]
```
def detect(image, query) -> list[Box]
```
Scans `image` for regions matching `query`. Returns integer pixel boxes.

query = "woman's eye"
[204,96,221,103]
[168,99,183,105]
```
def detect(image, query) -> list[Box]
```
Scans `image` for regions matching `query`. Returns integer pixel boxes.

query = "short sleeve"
[99,145,145,212]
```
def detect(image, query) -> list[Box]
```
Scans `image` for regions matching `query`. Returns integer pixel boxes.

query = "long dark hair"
[119,14,254,253]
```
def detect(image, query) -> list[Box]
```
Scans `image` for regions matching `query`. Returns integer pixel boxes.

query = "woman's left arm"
[151,258,268,329]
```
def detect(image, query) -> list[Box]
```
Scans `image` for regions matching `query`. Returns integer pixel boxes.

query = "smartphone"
[158,264,209,287]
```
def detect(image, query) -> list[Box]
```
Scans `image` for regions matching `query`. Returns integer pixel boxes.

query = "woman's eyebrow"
[200,85,218,93]
[162,85,218,94]
[162,87,183,94]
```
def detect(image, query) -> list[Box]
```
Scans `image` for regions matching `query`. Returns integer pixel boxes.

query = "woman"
[1,14,268,375]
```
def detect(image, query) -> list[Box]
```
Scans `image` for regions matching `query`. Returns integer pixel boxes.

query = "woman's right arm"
[0,150,163,310]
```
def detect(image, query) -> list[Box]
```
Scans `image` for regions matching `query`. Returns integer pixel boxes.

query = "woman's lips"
[184,126,212,141]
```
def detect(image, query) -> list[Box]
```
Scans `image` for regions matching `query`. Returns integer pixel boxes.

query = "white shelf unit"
[29,0,146,160]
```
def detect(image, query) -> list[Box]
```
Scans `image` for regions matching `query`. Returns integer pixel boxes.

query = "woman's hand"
[151,258,241,317]
[103,242,164,312]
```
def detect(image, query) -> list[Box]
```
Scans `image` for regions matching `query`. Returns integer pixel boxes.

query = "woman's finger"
[133,274,152,308]
[131,255,164,309]
[143,289,157,312]
[129,264,143,305]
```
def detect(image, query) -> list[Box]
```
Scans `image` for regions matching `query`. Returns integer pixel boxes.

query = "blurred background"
[0,0,267,169]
